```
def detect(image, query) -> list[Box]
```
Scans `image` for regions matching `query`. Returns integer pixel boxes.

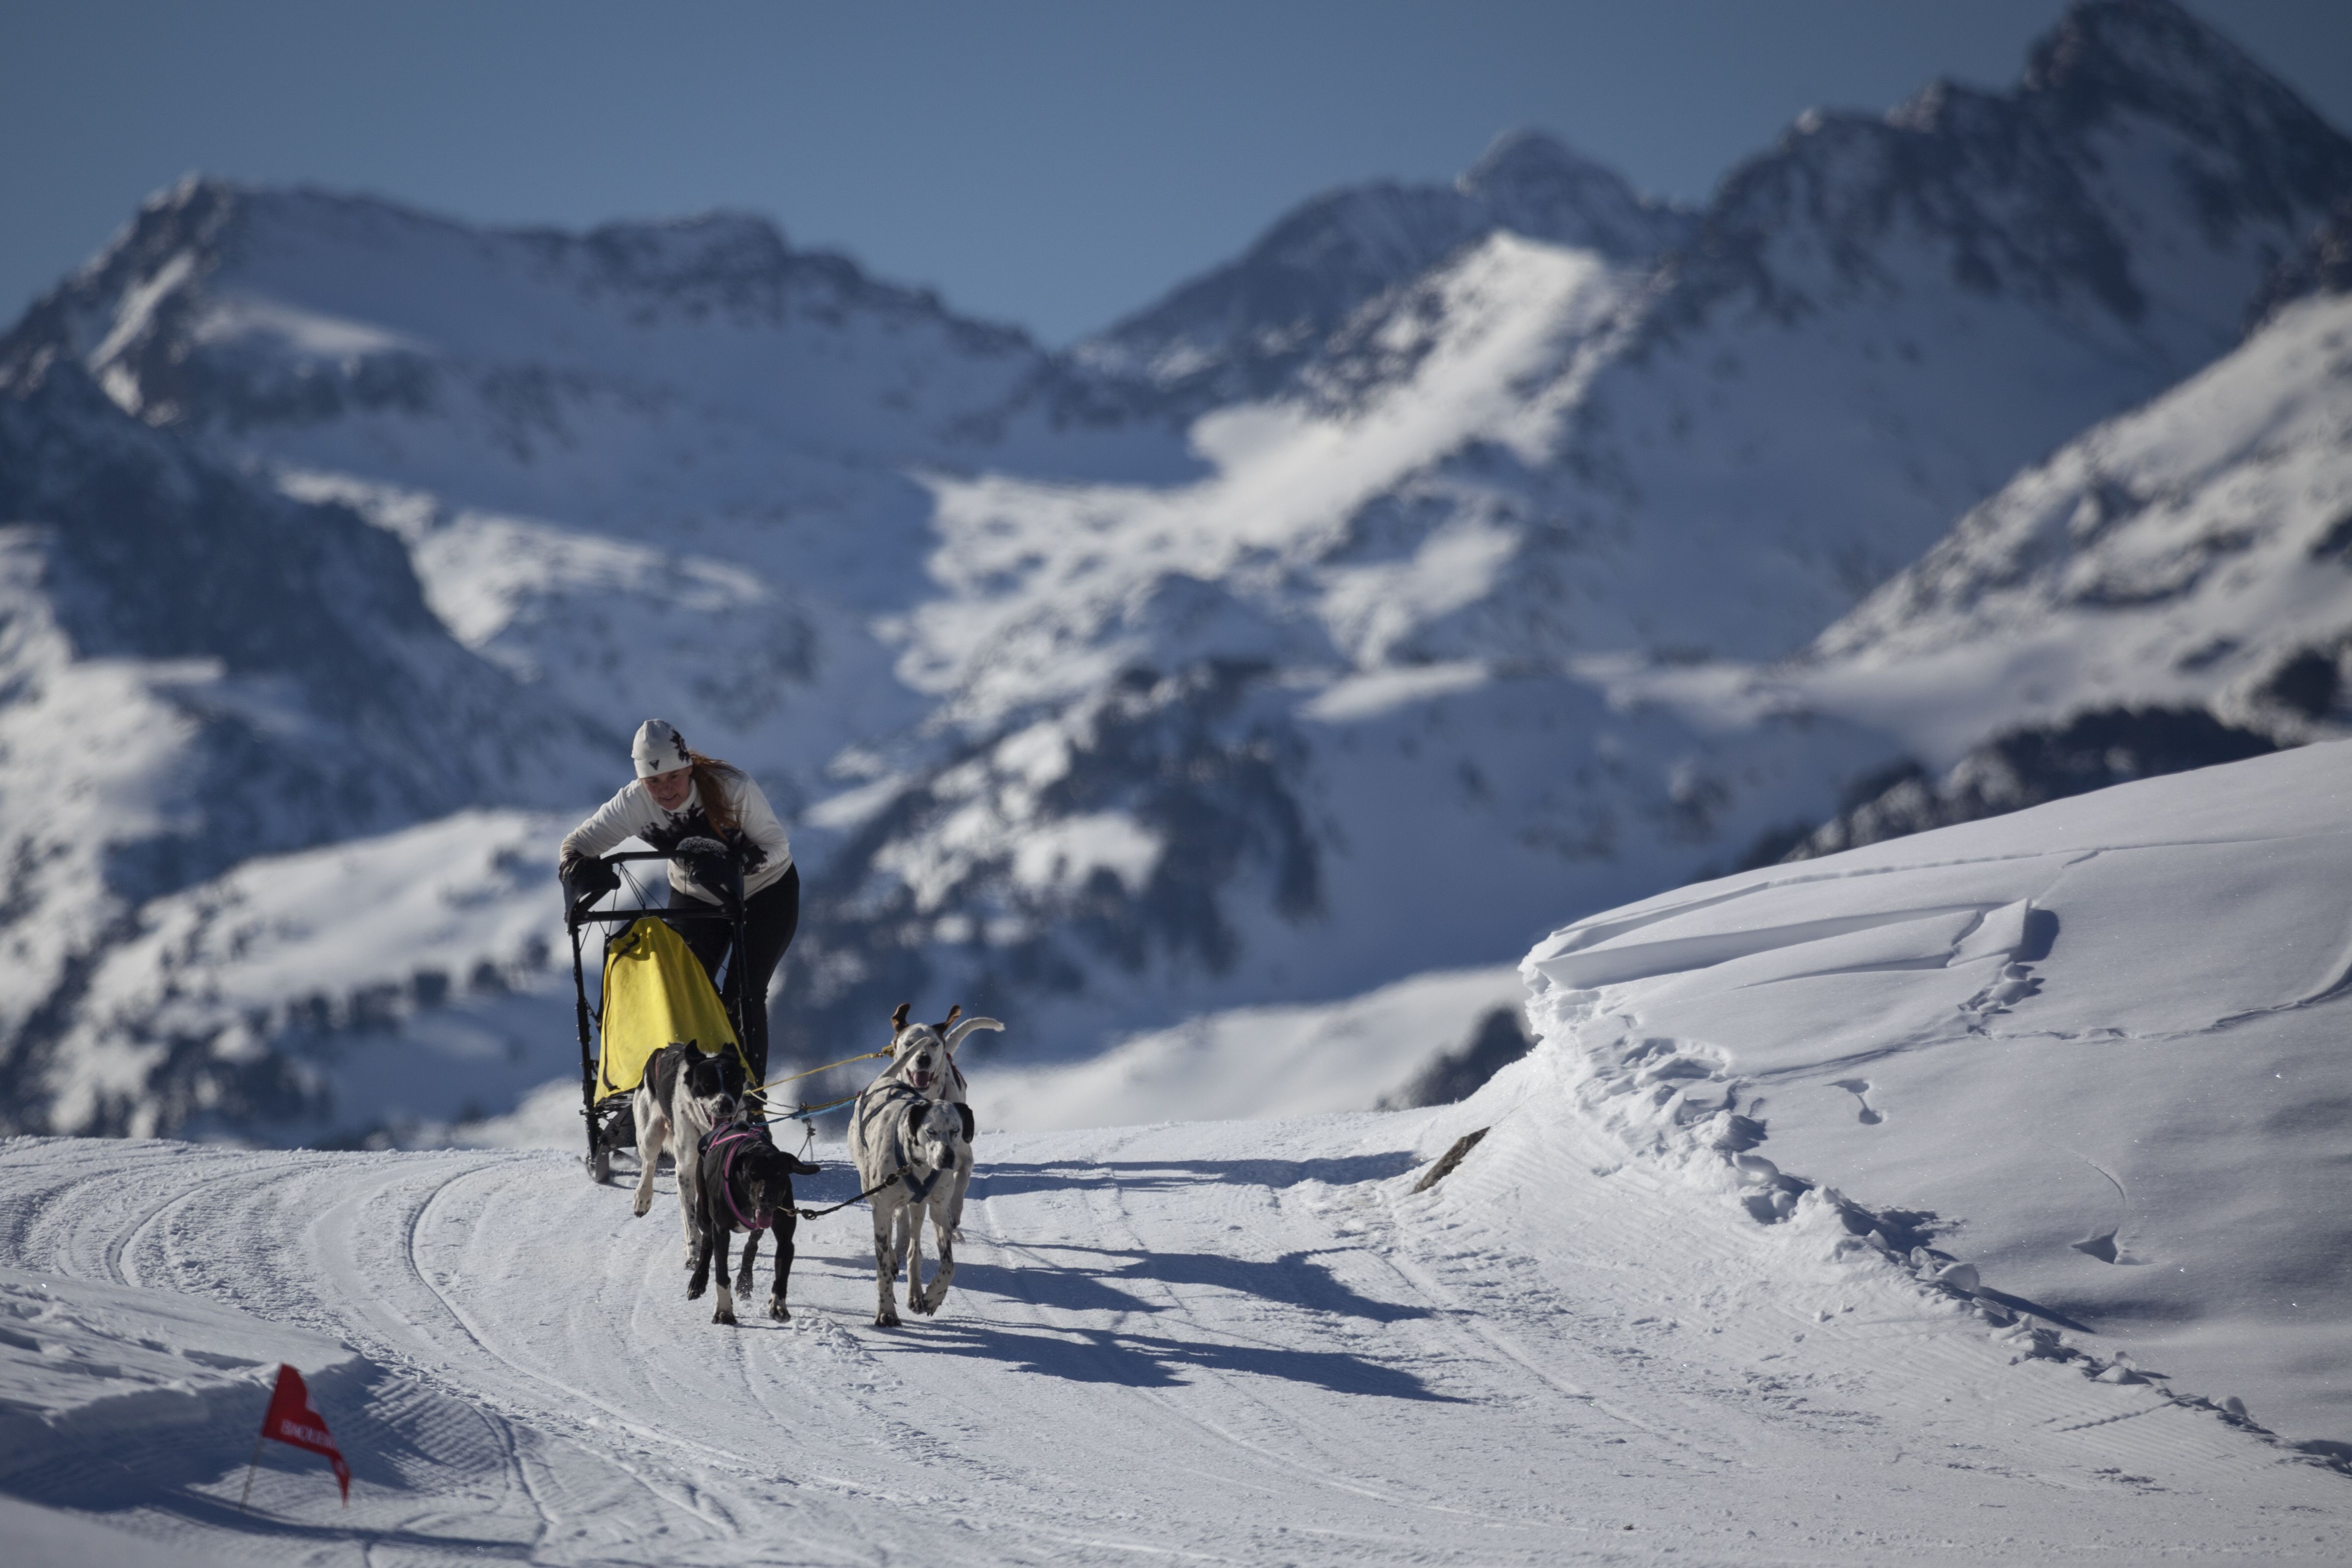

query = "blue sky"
[3,1,2346,344]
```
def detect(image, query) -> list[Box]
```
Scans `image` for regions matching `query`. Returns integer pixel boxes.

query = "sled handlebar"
[565,850,744,930]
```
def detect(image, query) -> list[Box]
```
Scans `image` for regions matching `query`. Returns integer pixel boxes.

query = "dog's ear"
[933,1002,961,1032]
[890,1002,911,1031]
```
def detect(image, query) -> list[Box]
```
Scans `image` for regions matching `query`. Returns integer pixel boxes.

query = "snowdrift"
[1507,740,2352,1442]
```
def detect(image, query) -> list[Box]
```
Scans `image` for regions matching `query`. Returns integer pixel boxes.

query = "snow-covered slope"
[962,963,1528,1132]
[1808,266,2352,753]
[1691,196,2352,862]
[48,811,588,1142]
[1518,740,2352,1440]
[3,1085,2348,1562]
[0,353,601,1136]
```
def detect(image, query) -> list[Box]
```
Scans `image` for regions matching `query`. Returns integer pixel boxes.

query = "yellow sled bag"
[593,916,749,1099]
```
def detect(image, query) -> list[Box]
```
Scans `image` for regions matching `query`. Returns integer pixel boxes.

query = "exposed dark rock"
[1379,1008,1534,1110]
[1763,706,2281,863]
[1410,1127,1490,1193]
[2245,195,2352,329]
[1650,0,2352,345]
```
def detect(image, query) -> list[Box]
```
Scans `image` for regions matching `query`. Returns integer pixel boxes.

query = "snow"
[0,1268,353,1475]
[966,964,1526,1131]
[46,810,583,1142]
[902,235,1630,734]
[1521,740,2352,1442]
[5,11,2352,1551]
[1299,658,1489,722]
[1007,811,1163,900]
[2,1062,2347,1562]
[0,1495,231,1568]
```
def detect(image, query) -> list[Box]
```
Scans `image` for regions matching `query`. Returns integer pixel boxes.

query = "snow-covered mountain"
[1724,193,2352,860]
[0,350,602,1135]
[775,0,2352,1070]
[0,179,1125,1136]
[9,0,2352,1141]
[0,177,1095,815]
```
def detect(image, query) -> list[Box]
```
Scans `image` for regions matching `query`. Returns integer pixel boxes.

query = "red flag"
[258,1363,349,1504]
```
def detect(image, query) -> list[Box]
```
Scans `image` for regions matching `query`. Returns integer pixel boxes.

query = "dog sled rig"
[563,841,888,1184]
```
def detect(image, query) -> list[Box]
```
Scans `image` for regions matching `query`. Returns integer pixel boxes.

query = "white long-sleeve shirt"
[560,770,794,905]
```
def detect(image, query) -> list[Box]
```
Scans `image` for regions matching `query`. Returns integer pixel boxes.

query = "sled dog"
[688,1120,820,1325]
[633,1043,746,1265]
[849,1082,973,1327]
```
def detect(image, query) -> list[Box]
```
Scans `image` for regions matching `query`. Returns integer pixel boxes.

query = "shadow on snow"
[873,1319,1462,1401]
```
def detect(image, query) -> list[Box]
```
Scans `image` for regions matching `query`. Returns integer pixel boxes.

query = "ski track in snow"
[2,1114,2348,1566]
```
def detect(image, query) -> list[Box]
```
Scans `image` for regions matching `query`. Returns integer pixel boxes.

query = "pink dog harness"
[704,1124,773,1231]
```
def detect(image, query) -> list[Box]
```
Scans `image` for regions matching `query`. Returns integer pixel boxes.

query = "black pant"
[667,865,798,1084]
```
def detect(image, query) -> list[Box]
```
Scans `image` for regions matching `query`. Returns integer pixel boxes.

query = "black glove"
[561,852,620,915]
[672,836,745,910]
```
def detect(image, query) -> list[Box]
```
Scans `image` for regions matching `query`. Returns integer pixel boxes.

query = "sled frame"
[566,850,751,1183]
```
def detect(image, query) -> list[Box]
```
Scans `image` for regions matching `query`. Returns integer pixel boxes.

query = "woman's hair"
[686,750,746,837]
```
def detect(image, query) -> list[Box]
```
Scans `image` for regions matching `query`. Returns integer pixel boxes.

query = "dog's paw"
[768,1300,790,1322]
[631,1193,651,1217]
[686,1282,705,1300]
[874,1309,900,1328]
[713,1307,738,1326]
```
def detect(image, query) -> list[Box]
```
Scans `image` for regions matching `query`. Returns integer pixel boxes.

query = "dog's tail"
[944,1016,1004,1053]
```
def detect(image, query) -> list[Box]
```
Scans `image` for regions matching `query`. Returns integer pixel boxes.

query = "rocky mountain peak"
[2028,0,2283,111]
[1650,0,2352,342]
[1456,128,1696,260]
[1069,132,1678,411]
[2025,0,2352,216]
[575,209,796,294]
[2245,196,2352,328]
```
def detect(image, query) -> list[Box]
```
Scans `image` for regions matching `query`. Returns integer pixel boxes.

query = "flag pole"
[237,1432,265,1514]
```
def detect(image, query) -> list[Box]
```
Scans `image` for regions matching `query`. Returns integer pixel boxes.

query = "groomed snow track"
[2,1103,2346,1566]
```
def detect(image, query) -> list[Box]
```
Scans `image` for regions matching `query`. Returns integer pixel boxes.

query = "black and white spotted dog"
[872,1002,998,1232]
[848,1081,973,1327]
[688,1120,821,1325]
[632,1043,746,1266]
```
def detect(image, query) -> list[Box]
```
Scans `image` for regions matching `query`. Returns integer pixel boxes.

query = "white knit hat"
[631,718,694,778]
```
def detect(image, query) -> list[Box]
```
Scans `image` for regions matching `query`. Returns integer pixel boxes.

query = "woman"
[560,719,797,1082]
